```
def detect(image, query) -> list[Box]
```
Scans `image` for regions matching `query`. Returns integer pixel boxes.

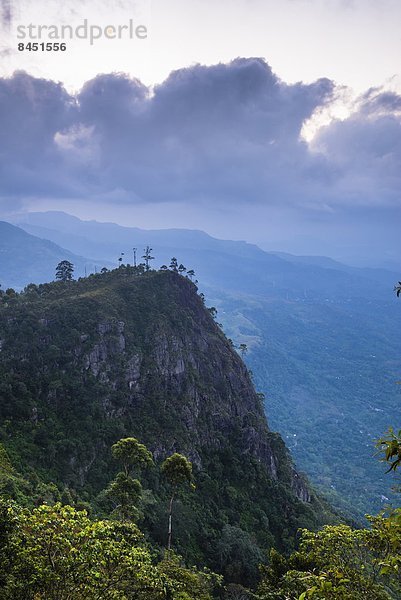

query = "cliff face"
[66,271,308,498]
[0,268,327,570]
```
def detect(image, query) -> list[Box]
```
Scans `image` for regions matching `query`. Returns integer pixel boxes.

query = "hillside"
[6,212,400,518]
[0,267,333,583]
[0,221,103,290]
[214,291,401,519]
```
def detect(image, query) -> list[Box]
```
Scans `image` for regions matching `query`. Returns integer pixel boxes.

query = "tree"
[0,501,167,600]
[377,427,401,473]
[157,551,222,600]
[187,269,195,281]
[161,453,193,550]
[239,343,248,359]
[0,499,220,600]
[0,443,18,498]
[142,246,155,272]
[106,438,154,520]
[111,437,154,476]
[178,264,187,275]
[394,281,401,297]
[105,472,143,520]
[169,257,178,272]
[208,306,218,318]
[216,525,264,588]
[258,523,398,599]
[0,445,12,474]
[55,260,74,282]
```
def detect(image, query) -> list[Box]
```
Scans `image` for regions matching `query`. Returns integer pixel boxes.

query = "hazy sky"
[2,0,401,93]
[0,0,400,263]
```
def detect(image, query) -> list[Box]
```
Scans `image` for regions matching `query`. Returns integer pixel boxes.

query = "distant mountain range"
[9,211,398,300]
[0,221,106,291]
[2,211,400,519]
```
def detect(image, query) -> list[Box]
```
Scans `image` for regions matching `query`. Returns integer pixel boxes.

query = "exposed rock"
[0,269,319,541]
[75,275,311,501]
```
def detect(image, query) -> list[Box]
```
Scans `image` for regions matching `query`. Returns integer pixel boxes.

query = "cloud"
[312,87,401,209]
[74,58,335,207]
[0,58,400,258]
[0,71,78,197]
[0,0,12,28]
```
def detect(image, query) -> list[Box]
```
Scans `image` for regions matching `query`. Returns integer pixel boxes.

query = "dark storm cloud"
[0,58,400,222]
[75,58,335,205]
[0,71,80,197]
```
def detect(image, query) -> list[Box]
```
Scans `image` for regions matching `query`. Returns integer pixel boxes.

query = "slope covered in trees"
[0,266,334,586]
[6,211,400,517]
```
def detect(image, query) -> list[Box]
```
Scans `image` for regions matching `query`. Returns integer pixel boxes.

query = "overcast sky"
[0,0,400,264]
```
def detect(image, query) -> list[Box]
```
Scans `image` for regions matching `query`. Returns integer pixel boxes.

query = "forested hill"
[0,267,334,583]
[2,216,398,518]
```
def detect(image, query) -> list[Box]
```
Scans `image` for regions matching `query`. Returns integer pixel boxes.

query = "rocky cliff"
[0,268,332,576]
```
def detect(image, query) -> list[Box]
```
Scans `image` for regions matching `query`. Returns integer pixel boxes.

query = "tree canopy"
[55,260,74,282]
[111,437,154,476]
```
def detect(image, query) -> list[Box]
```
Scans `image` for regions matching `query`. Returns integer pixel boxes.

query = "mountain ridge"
[7,212,398,301]
[0,267,333,580]
[1,213,399,519]
[0,220,105,289]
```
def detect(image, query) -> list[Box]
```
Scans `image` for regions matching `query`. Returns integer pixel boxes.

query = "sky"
[0,0,400,264]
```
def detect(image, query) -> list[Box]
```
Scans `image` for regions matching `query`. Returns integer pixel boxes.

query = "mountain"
[11,211,398,300]
[215,290,400,518]
[0,221,105,290]
[4,211,401,518]
[0,268,333,584]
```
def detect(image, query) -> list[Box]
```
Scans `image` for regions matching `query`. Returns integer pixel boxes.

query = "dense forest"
[3,215,399,519]
[0,262,401,598]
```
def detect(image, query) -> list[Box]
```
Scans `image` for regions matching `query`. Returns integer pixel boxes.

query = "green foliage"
[111,437,154,476]
[55,260,74,282]
[0,445,12,476]
[0,267,331,585]
[0,501,161,599]
[161,454,194,550]
[158,551,222,600]
[161,454,193,488]
[258,521,401,599]
[377,427,401,473]
[105,472,143,521]
[106,438,154,521]
[216,525,264,587]
[0,499,219,599]
[216,292,401,520]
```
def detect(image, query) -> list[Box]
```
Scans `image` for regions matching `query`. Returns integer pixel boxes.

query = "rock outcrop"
[0,268,329,564]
